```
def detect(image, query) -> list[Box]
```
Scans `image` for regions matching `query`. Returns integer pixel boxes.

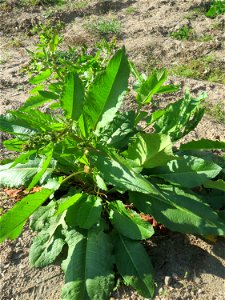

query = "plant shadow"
[144,232,225,294]
[57,0,137,24]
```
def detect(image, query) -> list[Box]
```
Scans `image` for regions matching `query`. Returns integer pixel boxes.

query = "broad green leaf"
[0,159,39,188]
[136,69,168,104]
[29,201,66,267]
[3,138,25,152]
[180,139,225,150]
[83,47,130,134]
[99,111,136,149]
[27,145,54,191]
[56,193,84,215]
[12,109,64,132]
[6,222,26,240]
[61,226,114,300]
[129,61,143,83]
[30,227,65,267]
[10,150,37,168]
[135,110,148,124]
[127,133,175,168]
[30,84,45,94]
[0,158,54,188]
[90,151,159,195]
[66,195,102,229]
[115,233,155,298]
[0,113,38,135]
[203,191,225,210]
[43,179,62,195]
[129,187,225,235]
[154,91,206,141]
[203,179,225,192]
[156,84,180,94]
[152,155,222,188]
[145,108,167,126]
[29,69,52,84]
[38,90,59,99]
[30,200,57,232]
[61,72,84,121]
[19,94,53,111]
[94,173,108,191]
[109,200,154,240]
[0,189,53,242]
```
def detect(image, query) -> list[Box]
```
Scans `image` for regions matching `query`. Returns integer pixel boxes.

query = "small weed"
[6,38,24,48]
[68,0,89,10]
[205,102,225,124]
[24,21,116,93]
[19,0,64,6]
[171,55,225,84]
[184,7,204,20]
[213,20,225,30]
[40,0,90,17]
[170,25,192,41]
[196,34,214,42]
[86,18,121,36]
[126,6,136,14]
[205,0,225,18]
[0,59,7,65]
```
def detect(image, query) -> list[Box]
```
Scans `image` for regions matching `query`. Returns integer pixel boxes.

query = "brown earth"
[0,0,225,299]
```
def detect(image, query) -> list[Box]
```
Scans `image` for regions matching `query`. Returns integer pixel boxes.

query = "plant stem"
[62,171,84,184]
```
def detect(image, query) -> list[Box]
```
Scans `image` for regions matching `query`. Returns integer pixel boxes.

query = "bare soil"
[0,1,225,299]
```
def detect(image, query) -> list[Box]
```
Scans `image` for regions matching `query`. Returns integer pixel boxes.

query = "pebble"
[172,272,178,280]
[194,276,201,284]
[197,289,203,295]
[164,276,172,286]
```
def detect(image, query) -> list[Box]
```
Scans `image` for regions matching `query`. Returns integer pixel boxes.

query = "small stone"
[197,289,202,295]
[164,276,172,286]
[172,273,178,280]
[194,277,201,284]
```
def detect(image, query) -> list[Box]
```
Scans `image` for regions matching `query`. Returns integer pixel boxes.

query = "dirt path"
[0,1,225,299]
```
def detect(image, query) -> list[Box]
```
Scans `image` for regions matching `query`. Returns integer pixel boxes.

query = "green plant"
[126,6,136,14]
[86,18,121,36]
[205,102,225,124]
[6,37,24,48]
[184,7,204,20]
[25,22,116,94]
[196,34,214,42]
[213,20,225,30]
[205,0,225,18]
[19,0,64,6]
[170,25,192,40]
[0,59,7,65]
[0,46,225,300]
[171,55,225,84]
[67,0,89,9]
[41,0,90,16]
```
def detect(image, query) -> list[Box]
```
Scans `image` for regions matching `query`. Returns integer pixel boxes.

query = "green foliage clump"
[0,39,225,300]
[205,0,225,18]
[171,55,225,84]
[205,102,225,124]
[25,21,117,93]
[170,25,192,40]
[86,18,121,36]
[19,0,64,6]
